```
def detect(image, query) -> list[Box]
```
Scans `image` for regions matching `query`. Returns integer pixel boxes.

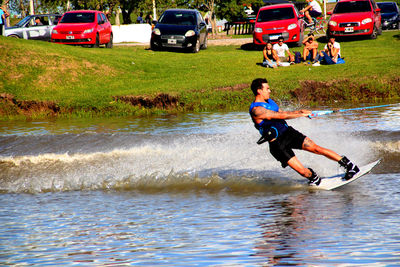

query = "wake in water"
[0,115,397,193]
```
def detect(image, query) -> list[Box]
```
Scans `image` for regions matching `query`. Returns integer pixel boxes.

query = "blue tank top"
[249,99,288,140]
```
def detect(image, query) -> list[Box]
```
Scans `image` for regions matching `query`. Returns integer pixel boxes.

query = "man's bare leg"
[302,137,342,161]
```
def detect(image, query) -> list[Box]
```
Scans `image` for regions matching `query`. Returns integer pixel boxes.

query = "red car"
[51,10,113,48]
[253,4,305,47]
[327,0,382,39]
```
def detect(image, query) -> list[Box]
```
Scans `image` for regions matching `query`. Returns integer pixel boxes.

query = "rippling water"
[1,104,400,265]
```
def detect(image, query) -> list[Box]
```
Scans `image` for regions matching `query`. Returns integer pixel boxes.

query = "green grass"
[0,31,400,120]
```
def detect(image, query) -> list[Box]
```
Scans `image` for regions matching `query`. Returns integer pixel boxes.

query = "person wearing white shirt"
[272,37,295,65]
[301,0,322,25]
[312,36,341,66]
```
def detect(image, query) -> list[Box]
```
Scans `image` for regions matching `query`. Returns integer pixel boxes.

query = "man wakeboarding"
[249,78,359,185]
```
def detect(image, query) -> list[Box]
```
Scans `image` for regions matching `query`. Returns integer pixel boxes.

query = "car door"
[369,0,382,30]
[196,12,207,45]
[26,16,52,41]
[96,12,107,44]
[100,13,111,42]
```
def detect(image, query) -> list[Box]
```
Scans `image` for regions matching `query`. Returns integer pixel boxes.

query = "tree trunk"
[115,7,121,26]
[29,0,34,15]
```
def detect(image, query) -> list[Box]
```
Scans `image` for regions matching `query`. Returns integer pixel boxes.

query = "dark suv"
[150,9,208,53]
[5,14,62,41]
[377,2,400,30]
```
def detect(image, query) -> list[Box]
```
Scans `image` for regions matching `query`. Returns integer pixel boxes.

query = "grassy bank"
[1,31,400,120]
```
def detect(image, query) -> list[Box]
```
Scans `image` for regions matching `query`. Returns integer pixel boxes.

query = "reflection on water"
[1,104,400,265]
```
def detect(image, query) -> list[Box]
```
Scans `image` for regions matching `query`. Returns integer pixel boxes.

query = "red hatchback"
[327,0,382,39]
[51,10,113,48]
[253,4,305,47]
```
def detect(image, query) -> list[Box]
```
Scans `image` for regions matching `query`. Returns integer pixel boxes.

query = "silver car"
[5,14,62,41]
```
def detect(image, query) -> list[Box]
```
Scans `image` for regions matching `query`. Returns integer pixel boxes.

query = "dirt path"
[114,37,253,47]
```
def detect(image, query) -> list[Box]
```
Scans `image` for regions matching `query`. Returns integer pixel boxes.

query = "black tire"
[106,33,113,48]
[201,35,208,50]
[296,30,304,47]
[94,34,100,48]
[8,34,20,38]
[192,39,200,53]
[370,27,378,39]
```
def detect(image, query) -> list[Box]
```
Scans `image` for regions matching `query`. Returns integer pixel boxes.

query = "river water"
[1,104,399,266]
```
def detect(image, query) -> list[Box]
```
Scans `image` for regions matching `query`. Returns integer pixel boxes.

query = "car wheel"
[106,33,113,48]
[94,34,100,48]
[370,27,378,39]
[377,25,382,35]
[201,36,208,50]
[192,39,200,53]
[296,30,304,47]
[8,34,20,38]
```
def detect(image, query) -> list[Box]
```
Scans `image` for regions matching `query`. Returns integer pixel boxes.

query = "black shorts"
[268,126,306,168]
[309,10,322,18]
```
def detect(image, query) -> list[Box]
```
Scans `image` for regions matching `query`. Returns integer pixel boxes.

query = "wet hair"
[251,78,268,96]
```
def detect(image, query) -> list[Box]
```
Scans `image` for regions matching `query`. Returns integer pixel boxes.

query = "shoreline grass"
[1,31,400,120]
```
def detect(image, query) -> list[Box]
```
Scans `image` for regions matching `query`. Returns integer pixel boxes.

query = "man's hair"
[251,78,268,96]
[278,36,284,41]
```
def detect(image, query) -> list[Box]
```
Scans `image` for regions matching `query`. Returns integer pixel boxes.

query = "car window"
[101,13,107,22]
[377,3,397,12]
[333,1,372,13]
[29,17,45,26]
[40,16,49,25]
[159,11,196,25]
[14,16,31,27]
[257,7,295,22]
[97,13,102,24]
[51,15,61,25]
[60,12,95,23]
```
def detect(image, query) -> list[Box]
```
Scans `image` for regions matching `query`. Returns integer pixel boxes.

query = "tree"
[215,0,263,23]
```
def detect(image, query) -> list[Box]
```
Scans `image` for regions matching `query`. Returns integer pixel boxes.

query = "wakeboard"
[314,160,381,190]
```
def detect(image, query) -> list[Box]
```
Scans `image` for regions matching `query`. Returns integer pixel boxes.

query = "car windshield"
[257,7,295,22]
[333,1,372,13]
[377,3,397,13]
[15,16,32,27]
[60,12,95,23]
[159,11,196,25]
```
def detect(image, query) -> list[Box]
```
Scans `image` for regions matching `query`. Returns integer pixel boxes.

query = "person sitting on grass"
[312,36,342,66]
[262,42,279,68]
[273,37,295,65]
[302,33,319,63]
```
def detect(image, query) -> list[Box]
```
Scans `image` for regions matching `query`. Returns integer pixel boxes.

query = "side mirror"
[375,8,381,12]
[327,11,332,15]
[199,22,206,27]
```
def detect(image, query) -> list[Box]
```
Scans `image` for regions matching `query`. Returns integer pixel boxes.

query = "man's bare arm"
[251,107,311,121]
